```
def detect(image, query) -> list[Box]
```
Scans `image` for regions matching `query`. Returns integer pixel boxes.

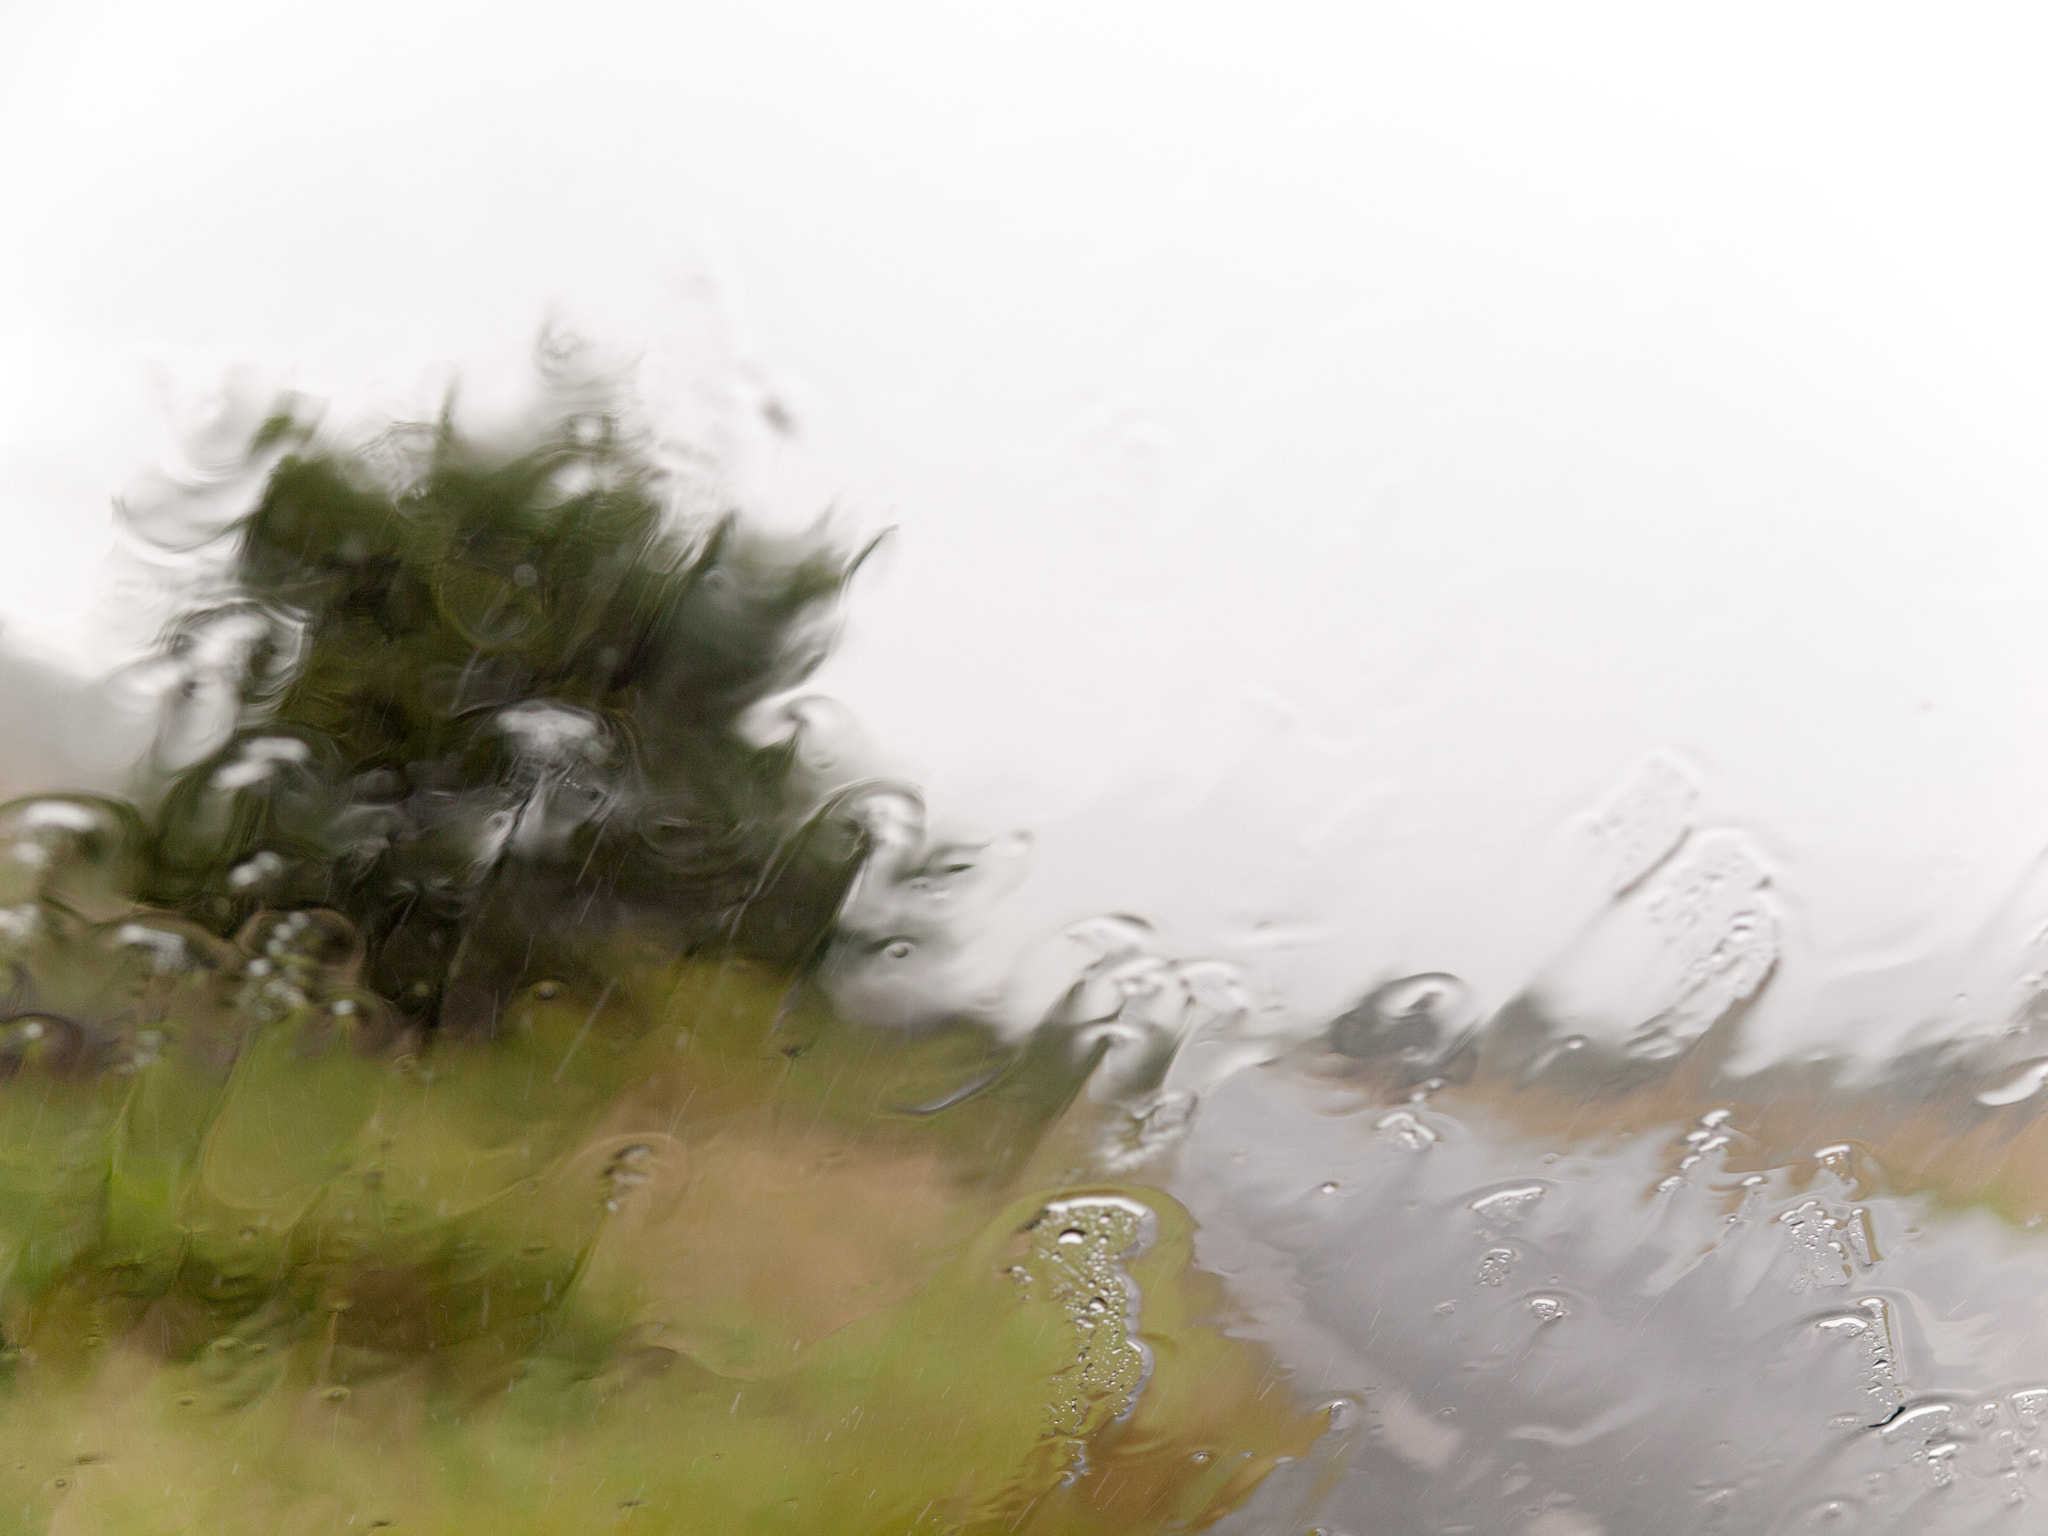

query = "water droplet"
[1016,1198,1158,1449]
[1979,1059,2048,1106]
[1469,1183,1548,1228]
[1590,752,1698,892]
[1375,1109,1439,1150]
[1330,972,1479,1069]
[1475,1247,1517,1287]
[1796,1498,1858,1527]
[1878,1399,1956,1444]
[1528,1296,1568,1323]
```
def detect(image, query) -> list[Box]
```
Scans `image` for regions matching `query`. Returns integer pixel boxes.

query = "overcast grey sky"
[7,3,2048,1055]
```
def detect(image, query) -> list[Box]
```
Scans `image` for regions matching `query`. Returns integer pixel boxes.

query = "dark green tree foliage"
[138,378,875,1032]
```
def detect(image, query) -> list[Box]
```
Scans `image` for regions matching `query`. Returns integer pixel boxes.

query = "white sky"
[7,3,2048,1054]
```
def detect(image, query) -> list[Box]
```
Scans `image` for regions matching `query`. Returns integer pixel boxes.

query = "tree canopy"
[136,366,876,1032]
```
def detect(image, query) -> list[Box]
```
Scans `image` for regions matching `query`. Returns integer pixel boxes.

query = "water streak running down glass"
[2,348,2047,1536]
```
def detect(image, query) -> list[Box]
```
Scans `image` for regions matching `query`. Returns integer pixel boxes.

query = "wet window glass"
[5,9,2048,1535]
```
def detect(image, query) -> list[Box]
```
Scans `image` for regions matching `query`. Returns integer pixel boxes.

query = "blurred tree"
[138,351,877,1033]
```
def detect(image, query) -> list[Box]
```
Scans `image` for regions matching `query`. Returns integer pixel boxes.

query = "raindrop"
[1978,1060,2048,1107]
[1375,1110,1439,1150]
[1469,1183,1549,1228]
[1796,1499,1858,1528]
[1329,972,1479,1073]
[1475,1247,1517,1287]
